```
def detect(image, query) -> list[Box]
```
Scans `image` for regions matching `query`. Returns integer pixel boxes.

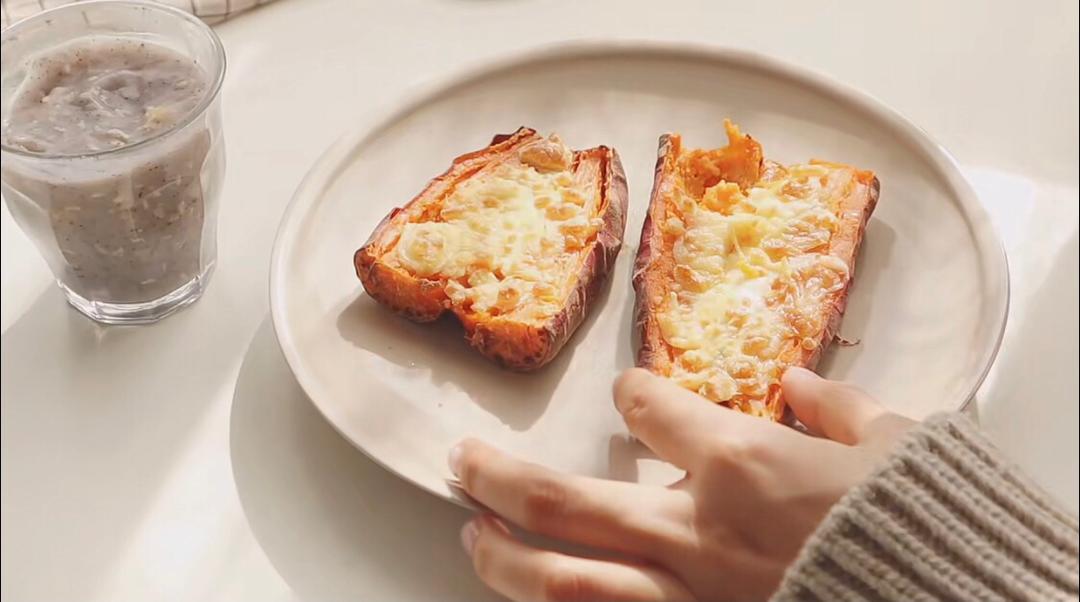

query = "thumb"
[782,368,887,445]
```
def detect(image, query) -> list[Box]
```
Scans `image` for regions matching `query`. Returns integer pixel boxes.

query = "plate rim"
[268,40,1010,506]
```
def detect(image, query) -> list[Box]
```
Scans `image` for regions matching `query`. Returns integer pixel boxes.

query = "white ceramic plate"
[270,43,1008,504]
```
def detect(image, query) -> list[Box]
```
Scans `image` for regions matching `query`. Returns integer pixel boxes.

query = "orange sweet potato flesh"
[632,122,880,420]
[354,128,628,371]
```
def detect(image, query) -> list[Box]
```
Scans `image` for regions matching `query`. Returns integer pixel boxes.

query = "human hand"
[449,367,916,601]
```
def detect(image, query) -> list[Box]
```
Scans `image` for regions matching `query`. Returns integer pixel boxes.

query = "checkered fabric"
[2,0,274,28]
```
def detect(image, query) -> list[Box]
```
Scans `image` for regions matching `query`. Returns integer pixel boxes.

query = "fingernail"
[460,519,480,554]
[448,442,464,476]
[785,366,820,381]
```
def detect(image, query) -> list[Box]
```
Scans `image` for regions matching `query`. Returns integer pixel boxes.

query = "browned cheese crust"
[355,128,628,371]
[632,127,879,419]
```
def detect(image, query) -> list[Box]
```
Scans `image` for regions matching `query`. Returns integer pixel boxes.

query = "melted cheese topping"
[658,163,853,414]
[391,136,602,323]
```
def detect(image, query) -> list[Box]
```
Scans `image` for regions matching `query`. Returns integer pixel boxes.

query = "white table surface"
[2,1,1078,600]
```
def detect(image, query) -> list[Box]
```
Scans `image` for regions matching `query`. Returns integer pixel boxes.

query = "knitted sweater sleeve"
[772,413,1079,602]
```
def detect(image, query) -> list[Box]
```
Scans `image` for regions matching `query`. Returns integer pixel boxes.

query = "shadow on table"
[0,285,242,600]
[976,232,1079,510]
[229,317,500,602]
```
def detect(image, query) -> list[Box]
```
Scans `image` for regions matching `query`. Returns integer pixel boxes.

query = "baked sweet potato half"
[633,120,879,420]
[355,128,628,371]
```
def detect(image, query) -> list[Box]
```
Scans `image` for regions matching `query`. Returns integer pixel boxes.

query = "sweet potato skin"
[796,173,880,372]
[632,133,680,379]
[354,130,628,371]
[354,128,541,322]
[632,133,879,420]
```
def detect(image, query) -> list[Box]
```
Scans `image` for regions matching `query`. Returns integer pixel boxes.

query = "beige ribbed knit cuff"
[773,413,1080,602]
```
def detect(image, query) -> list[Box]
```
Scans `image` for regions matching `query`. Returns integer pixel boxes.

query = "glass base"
[59,263,214,325]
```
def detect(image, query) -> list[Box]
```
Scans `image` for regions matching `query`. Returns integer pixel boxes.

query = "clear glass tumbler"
[1,1,226,324]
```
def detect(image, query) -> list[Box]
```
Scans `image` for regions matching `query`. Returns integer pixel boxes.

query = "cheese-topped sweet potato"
[633,121,879,419]
[355,128,628,371]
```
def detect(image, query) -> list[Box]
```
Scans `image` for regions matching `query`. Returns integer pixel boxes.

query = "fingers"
[450,438,691,558]
[462,515,695,602]
[781,367,887,445]
[613,368,757,470]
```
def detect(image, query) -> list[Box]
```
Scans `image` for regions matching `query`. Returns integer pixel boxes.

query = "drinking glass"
[1,0,226,324]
